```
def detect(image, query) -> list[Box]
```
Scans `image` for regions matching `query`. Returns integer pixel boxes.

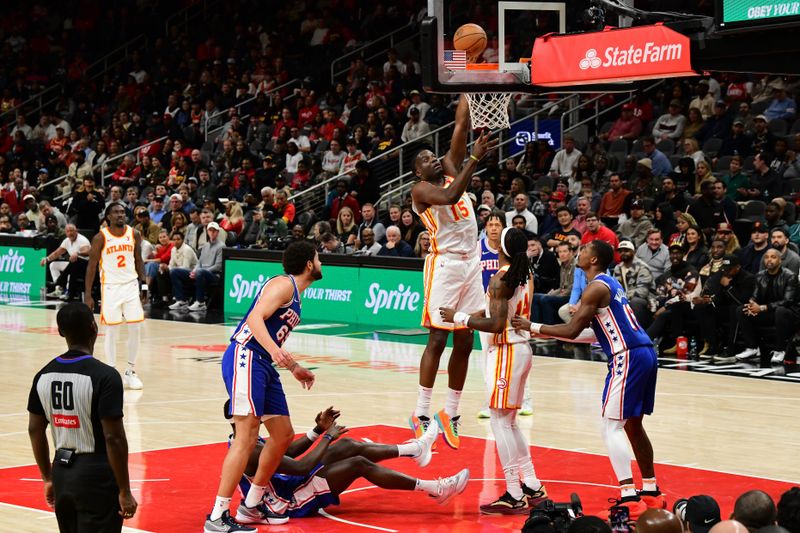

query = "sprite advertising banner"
[225,260,424,328]
[0,245,46,300]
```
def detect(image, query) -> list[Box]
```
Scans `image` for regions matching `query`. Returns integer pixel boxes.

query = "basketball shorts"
[263,465,340,518]
[485,342,532,410]
[421,253,484,330]
[100,280,144,325]
[601,345,658,420]
[222,342,289,419]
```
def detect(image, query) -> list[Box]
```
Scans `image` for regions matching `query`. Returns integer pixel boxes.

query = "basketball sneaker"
[188,300,207,312]
[123,369,143,390]
[479,491,530,515]
[434,409,460,449]
[520,388,533,416]
[639,488,667,509]
[734,347,759,361]
[169,300,189,310]
[414,420,439,468]
[476,409,491,419]
[432,468,470,505]
[770,351,786,364]
[603,496,648,521]
[203,510,257,533]
[522,483,549,507]
[234,500,289,525]
[409,413,431,440]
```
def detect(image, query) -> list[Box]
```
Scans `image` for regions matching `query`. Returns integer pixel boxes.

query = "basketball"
[453,23,487,60]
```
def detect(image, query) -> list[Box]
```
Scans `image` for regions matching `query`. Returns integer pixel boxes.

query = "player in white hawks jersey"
[409,95,498,450]
[440,227,546,514]
[85,202,147,389]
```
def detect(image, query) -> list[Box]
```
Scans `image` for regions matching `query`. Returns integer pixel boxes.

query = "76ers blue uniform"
[224,275,302,418]
[589,274,657,421]
[479,238,499,291]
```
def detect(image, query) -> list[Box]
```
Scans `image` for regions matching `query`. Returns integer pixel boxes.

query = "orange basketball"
[453,23,487,60]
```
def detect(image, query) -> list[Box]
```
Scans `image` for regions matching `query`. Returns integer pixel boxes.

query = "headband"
[500,227,512,258]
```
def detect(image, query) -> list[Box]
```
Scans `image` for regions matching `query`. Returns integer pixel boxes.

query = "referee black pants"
[53,454,122,533]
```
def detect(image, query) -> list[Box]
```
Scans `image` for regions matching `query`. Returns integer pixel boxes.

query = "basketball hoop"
[464,92,513,130]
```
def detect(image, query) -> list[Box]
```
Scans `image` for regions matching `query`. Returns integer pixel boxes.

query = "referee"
[27,302,137,532]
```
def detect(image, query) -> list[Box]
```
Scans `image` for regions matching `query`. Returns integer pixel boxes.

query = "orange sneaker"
[640,489,667,509]
[602,496,649,522]
[408,413,430,439]
[434,409,460,449]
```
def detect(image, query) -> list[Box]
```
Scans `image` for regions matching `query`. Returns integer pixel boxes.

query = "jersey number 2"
[116,255,126,268]
[449,199,469,221]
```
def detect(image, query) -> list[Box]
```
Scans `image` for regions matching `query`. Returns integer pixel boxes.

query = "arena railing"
[329,23,419,85]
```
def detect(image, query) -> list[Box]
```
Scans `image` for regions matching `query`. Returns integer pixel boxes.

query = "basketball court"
[1,304,799,532]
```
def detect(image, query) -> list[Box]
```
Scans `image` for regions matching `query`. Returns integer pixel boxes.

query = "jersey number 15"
[449,199,470,222]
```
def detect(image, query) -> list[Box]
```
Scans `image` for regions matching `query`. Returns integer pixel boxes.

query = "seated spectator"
[682,107,705,140]
[414,231,431,259]
[682,138,707,167]
[549,135,582,178]
[720,156,750,202]
[377,225,413,257]
[764,200,790,233]
[169,221,224,312]
[691,160,715,196]
[777,487,800,533]
[647,240,700,352]
[155,232,198,308]
[580,213,620,263]
[714,222,740,255]
[356,203,385,244]
[653,203,678,241]
[144,229,173,298]
[167,210,189,239]
[321,139,346,176]
[652,100,687,141]
[545,206,581,249]
[636,228,671,279]
[134,208,160,245]
[320,232,345,254]
[340,138,366,176]
[717,120,753,160]
[40,224,90,301]
[739,220,771,274]
[690,81,715,120]
[505,193,537,233]
[733,248,799,364]
[400,107,430,142]
[528,233,560,294]
[335,206,358,249]
[733,490,780,533]
[618,200,654,248]
[686,180,725,241]
[743,152,781,202]
[329,179,361,225]
[628,158,659,201]
[684,225,709,271]
[398,208,424,247]
[697,100,733,143]
[765,227,800,276]
[0,215,12,233]
[642,135,673,177]
[598,174,629,229]
[568,176,602,214]
[148,195,167,224]
[614,240,655,327]
[600,102,641,143]
[352,227,382,256]
[532,242,575,324]
[274,189,296,225]
[220,201,244,235]
[764,83,796,122]
[699,238,726,283]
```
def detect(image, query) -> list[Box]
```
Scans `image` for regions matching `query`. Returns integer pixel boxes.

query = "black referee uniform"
[27,350,125,532]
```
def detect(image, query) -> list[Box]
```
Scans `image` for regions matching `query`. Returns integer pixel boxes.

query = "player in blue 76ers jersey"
[512,240,663,520]
[204,241,320,533]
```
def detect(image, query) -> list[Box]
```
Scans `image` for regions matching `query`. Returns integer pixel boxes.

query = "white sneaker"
[520,390,533,416]
[188,301,207,311]
[414,419,439,468]
[47,286,63,298]
[734,347,760,361]
[433,468,470,504]
[770,351,786,364]
[123,369,143,390]
[169,300,188,310]
[477,409,491,419]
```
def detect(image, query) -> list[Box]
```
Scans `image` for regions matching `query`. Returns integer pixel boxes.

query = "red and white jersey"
[488,266,532,346]
[413,175,477,257]
[100,226,137,285]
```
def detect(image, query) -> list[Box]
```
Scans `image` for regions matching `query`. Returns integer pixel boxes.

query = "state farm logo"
[53,414,80,428]
[579,42,683,70]
[579,49,602,70]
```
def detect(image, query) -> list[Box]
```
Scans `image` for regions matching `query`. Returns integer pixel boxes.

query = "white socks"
[244,482,266,508]
[601,418,634,486]
[415,385,432,418]
[642,477,658,492]
[104,325,120,366]
[490,408,524,500]
[444,388,462,418]
[127,322,141,365]
[210,496,231,521]
[414,478,439,496]
[397,441,423,457]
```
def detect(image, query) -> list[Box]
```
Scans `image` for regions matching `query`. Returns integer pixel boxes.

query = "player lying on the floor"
[224,403,470,522]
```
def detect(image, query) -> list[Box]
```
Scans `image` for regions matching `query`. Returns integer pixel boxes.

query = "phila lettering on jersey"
[99,226,137,284]
[231,275,302,359]
[478,237,499,291]
[413,175,478,257]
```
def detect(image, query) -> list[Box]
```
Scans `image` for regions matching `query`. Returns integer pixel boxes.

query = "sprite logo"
[229,273,267,303]
[0,249,25,273]
[364,282,420,315]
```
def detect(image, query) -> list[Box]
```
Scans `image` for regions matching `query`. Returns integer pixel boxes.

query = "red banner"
[530,23,696,87]
[53,414,80,428]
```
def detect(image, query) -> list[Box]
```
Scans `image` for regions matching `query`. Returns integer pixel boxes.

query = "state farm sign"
[531,23,696,86]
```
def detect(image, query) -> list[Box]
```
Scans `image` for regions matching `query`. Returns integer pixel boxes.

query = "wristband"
[287,362,299,372]
[469,154,479,162]
[453,311,470,327]
[306,429,320,442]
[530,322,543,334]
[323,434,334,442]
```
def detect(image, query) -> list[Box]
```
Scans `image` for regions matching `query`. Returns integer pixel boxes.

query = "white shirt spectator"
[549,147,582,177]
[51,118,72,138]
[505,208,538,234]
[401,117,431,143]
[290,133,311,153]
[60,233,91,258]
[169,242,198,270]
[322,150,346,174]
[383,59,405,74]
[285,151,303,174]
[408,101,431,119]
[652,112,687,140]
[11,122,32,140]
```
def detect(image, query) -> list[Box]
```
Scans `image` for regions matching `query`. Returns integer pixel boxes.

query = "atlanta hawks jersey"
[488,266,532,346]
[99,226,137,284]
[413,175,478,257]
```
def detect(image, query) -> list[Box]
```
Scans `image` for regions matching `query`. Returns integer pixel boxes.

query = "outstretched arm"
[276,424,348,476]
[511,282,606,341]
[441,97,470,178]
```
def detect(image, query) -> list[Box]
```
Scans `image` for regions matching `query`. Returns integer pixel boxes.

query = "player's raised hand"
[439,307,456,323]
[315,406,341,431]
[471,130,499,161]
[510,315,532,331]
[292,365,315,390]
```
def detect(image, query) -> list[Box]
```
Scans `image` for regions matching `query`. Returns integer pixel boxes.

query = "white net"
[465,92,513,130]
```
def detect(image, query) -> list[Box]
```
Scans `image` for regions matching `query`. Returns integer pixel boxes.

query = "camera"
[522,494,583,533]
